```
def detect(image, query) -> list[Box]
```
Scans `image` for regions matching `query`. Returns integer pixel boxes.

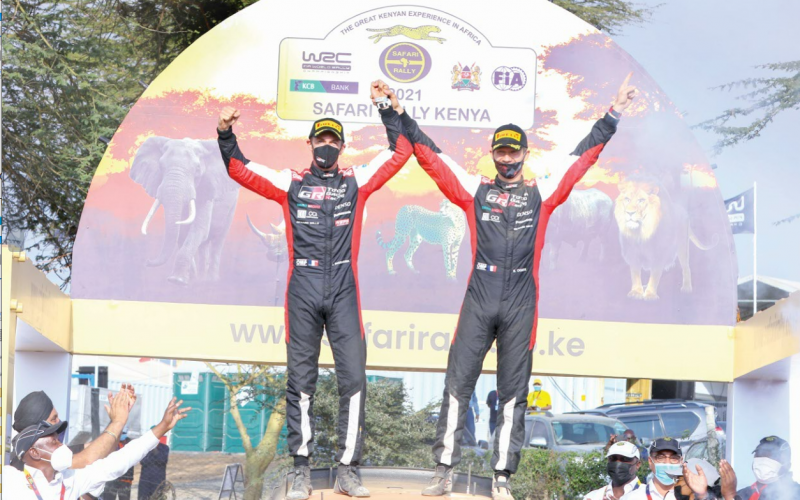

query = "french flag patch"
[309,260,320,267]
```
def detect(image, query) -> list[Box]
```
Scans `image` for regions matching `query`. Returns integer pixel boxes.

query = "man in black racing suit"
[399,73,637,500]
[216,81,412,500]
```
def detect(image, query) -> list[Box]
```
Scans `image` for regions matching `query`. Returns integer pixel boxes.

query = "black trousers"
[431,285,535,474]
[105,479,132,500]
[285,270,367,465]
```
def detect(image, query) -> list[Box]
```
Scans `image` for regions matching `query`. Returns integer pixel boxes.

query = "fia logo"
[492,66,527,91]
[482,212,501,223]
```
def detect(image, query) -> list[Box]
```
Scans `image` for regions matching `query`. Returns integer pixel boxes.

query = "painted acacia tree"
[205,363,286,500]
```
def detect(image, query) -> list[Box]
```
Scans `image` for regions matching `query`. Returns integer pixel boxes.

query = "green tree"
[1,0,256,285]
[311,371,438,467]
[696,61,800,154]
[694,60,799,226]
[551,0,655,35]
[206,363,286,500]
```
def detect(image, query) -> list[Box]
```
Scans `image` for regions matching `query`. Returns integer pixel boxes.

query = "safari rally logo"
[379,42,432,83]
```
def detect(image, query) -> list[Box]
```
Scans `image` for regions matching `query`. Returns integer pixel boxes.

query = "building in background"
[737,275,800,321]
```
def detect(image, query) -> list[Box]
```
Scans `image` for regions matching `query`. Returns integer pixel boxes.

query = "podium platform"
[269,467,493,500]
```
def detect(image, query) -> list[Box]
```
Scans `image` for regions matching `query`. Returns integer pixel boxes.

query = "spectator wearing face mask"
[728,436,800,500]
[621,438,714,500]
[526,379,552,412]
[2,395,188,500]
[10,387,136,500]
[11,386,137,472]
[584,441,643,500]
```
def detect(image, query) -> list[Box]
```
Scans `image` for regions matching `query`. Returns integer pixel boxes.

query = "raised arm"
[72,398,189,496]
[400,111,480,210]
[537,111,619,210]
[354,81,414,195]
[539,73,637,211]
[71,386,134,469]
[217,107,292,203]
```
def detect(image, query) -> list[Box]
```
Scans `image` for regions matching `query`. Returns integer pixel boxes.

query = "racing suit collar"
[310,163,340,179]
[494,175,524,191]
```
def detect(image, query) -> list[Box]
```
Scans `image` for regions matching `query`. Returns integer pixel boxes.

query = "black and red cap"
[309,118,345,142]
[492,124,528,151]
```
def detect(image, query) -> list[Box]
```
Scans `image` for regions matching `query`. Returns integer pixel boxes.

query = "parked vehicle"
[584,400,724,453]
[520,413,629,453]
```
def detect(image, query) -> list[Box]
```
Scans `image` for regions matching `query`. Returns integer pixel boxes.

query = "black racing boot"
[285,466,312,500]
[334,464,370,497]
[421,464,454,496]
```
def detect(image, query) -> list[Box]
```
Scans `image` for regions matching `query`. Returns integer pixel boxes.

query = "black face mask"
[607,461,637,487]
[494,160,523,179]
[313,144,340,169]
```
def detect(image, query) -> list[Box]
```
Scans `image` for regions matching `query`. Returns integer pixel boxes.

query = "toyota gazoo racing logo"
[325,185,347,200]
[486,189,509,207]
[298,186,326,201]
[492,66,527,91]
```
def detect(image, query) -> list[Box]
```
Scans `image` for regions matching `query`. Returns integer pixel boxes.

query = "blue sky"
[612,0,800,281]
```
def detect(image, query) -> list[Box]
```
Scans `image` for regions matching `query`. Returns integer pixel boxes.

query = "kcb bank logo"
[492,66,527,91]
[379,42,432,83]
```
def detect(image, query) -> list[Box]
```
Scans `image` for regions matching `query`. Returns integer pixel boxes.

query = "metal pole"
[753,182,758,317]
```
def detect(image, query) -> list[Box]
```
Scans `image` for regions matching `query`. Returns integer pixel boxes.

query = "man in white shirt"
[621,438,714,500]
[584,441,644,500]
[3,396,189,500]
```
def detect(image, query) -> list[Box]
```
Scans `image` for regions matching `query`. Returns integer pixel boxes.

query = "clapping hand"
[720,460,738,500]
[105,388,132,425]
[683,463,709,498]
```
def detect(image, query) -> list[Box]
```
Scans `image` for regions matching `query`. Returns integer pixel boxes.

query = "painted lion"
[615,176,716,300]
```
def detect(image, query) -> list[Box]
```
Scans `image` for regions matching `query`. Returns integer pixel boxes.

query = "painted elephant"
[130,136,240,285]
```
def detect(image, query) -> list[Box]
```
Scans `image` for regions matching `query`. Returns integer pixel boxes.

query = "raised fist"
[218,106,241,131]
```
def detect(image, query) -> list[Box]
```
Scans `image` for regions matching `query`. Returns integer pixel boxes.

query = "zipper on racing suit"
[502,188,518,299]
[324,175,334,297]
